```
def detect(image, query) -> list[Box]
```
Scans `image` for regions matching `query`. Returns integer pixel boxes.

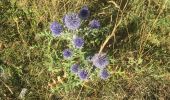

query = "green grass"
[0,0,170,99]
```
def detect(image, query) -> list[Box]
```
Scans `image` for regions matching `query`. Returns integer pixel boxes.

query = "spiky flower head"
[73,35,84,48]
[78,70,88,80]
[89,20,100,29]
[79,6,90,20]
[91,53,109,69]
[50,22,63,36]
[63,49,72,59]
[99,69,109,80]
[63,13,81,30]
[70,64,79,74]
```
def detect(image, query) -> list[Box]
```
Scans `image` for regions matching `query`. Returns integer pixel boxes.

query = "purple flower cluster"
[91,53,109,69]
[50,6,109,81]
[63,49,72,59]
[50,6,100,36]
[50,22,63,36]
[64,13,81,30]
[73,36,84,48]
[70,64,79,73]
[78,70,88,80]
[99,69,109,79]
[79,6,90,20]
[70,63,88,80]
[91,53,110,80]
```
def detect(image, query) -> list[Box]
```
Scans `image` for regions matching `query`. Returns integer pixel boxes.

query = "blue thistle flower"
[78,70,88,80]
[99,69,109,80]
[50,22,63,36]
[73,36,84,48]
[89,20,100,29]
[63,13,81,30]
[70,64,79,73]
[63,49,72,59]
[79,6,90,20]
[91,53,109,69]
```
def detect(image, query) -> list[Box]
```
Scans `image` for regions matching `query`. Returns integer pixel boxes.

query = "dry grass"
[0,0,170,99]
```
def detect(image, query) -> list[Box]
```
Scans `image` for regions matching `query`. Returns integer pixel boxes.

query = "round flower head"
[79,6,90,20]
[99,69,109,80]
[63,49,72,59]
[91,53,109,69]
[73,36,84,48]
[70,64,79,73]
[50,22,63,36]
[78,70,88,80]
[89,20,100,29]
[64,13,81,30]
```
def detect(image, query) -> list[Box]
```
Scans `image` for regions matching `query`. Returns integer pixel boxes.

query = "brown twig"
[0,79,14,94]
[99,0,128,54]
[99,18,122,54]
[76,83,84,100]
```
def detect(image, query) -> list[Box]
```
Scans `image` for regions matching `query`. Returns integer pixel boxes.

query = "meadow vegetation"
[0,0,170,99]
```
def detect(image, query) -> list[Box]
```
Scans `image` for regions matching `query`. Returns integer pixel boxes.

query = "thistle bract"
[79,6,90,20]
[64,13,81,30]
[50,22,63,36]
[89,20,100,29]
[91,53,109,69]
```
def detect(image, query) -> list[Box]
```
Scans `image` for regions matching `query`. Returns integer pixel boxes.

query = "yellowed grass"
[15,0,90,23]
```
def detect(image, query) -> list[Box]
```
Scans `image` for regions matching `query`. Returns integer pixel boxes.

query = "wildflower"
[50,22,63,36]
[99,69,109,80]
[78,70,88,80]
[89,20,100,29]
[73,36,84,48]
[91,53,109,69]
[63,13,81,30]
[79,6,90,20]
[63,49,72,59]
[70,64,79,73]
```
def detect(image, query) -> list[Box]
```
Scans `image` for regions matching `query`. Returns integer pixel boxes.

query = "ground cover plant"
[0,0,170,99]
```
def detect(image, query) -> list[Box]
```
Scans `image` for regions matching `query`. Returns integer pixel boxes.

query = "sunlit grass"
[0,0,170,99]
